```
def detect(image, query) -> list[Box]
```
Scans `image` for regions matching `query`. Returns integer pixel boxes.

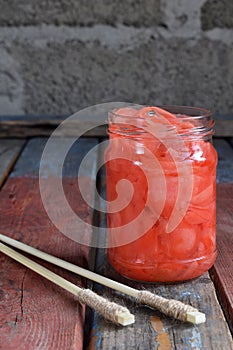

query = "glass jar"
[105,105,217,282]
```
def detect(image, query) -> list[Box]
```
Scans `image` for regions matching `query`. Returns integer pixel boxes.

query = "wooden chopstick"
[0,241,135,326]
[0,233,205,324]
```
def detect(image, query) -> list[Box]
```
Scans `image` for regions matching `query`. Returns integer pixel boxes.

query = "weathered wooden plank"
[0,115,232,138]
[88,258,233,349]
[211,184,233,333]
[0,115,107,138]
[0,139,25,187]
[214,139,233,183]
[0,137,98,350]
[11,137,98,178]
[86,167,233,350]
[215,120,233,137]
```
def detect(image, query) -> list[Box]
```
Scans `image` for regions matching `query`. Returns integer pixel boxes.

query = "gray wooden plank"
[87,160,233,350]
[1,115,233,138]
[214,139,233,183]
[214,139,233,161]
[88,254,233,349]
[11,137,98,178]
[0,115,106,138]
[88,257,233,350]
[0,138,25,187]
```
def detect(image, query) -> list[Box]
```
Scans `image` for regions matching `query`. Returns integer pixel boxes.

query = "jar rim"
[109,105,212,119]
[108,105,214,141]
[157,105,212,119]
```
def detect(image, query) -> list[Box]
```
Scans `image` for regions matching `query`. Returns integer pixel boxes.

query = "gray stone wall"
[0,0,232,116]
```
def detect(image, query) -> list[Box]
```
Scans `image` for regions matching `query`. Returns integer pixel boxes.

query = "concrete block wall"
[0,0,232,116]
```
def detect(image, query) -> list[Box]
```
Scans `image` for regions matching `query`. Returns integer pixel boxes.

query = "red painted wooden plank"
[0,178,89,350]
[212,183,233,332]
[0,138,98,350]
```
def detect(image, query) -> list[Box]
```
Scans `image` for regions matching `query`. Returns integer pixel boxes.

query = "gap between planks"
[0,138,26,188]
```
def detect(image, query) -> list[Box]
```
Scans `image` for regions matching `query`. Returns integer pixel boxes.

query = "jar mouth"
[157,105,212,119]
[108,105,214,141]
[109,105,212,120]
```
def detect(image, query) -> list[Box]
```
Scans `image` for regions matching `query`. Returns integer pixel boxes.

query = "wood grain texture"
[0,139,25,187]
[211,184,233,333]
[86,165,233,350]
[214,139,233,183]
[10,137,98,179]
[0,137,99,350]
[88,257,233,350]
[0,115,106,138]
[0,115,232,138]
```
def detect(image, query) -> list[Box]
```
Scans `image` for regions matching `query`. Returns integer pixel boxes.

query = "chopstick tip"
[186,311,206,324]
[116,311,135,326]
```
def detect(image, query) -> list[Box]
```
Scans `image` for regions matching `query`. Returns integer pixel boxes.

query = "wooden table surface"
[0,135,233,350]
